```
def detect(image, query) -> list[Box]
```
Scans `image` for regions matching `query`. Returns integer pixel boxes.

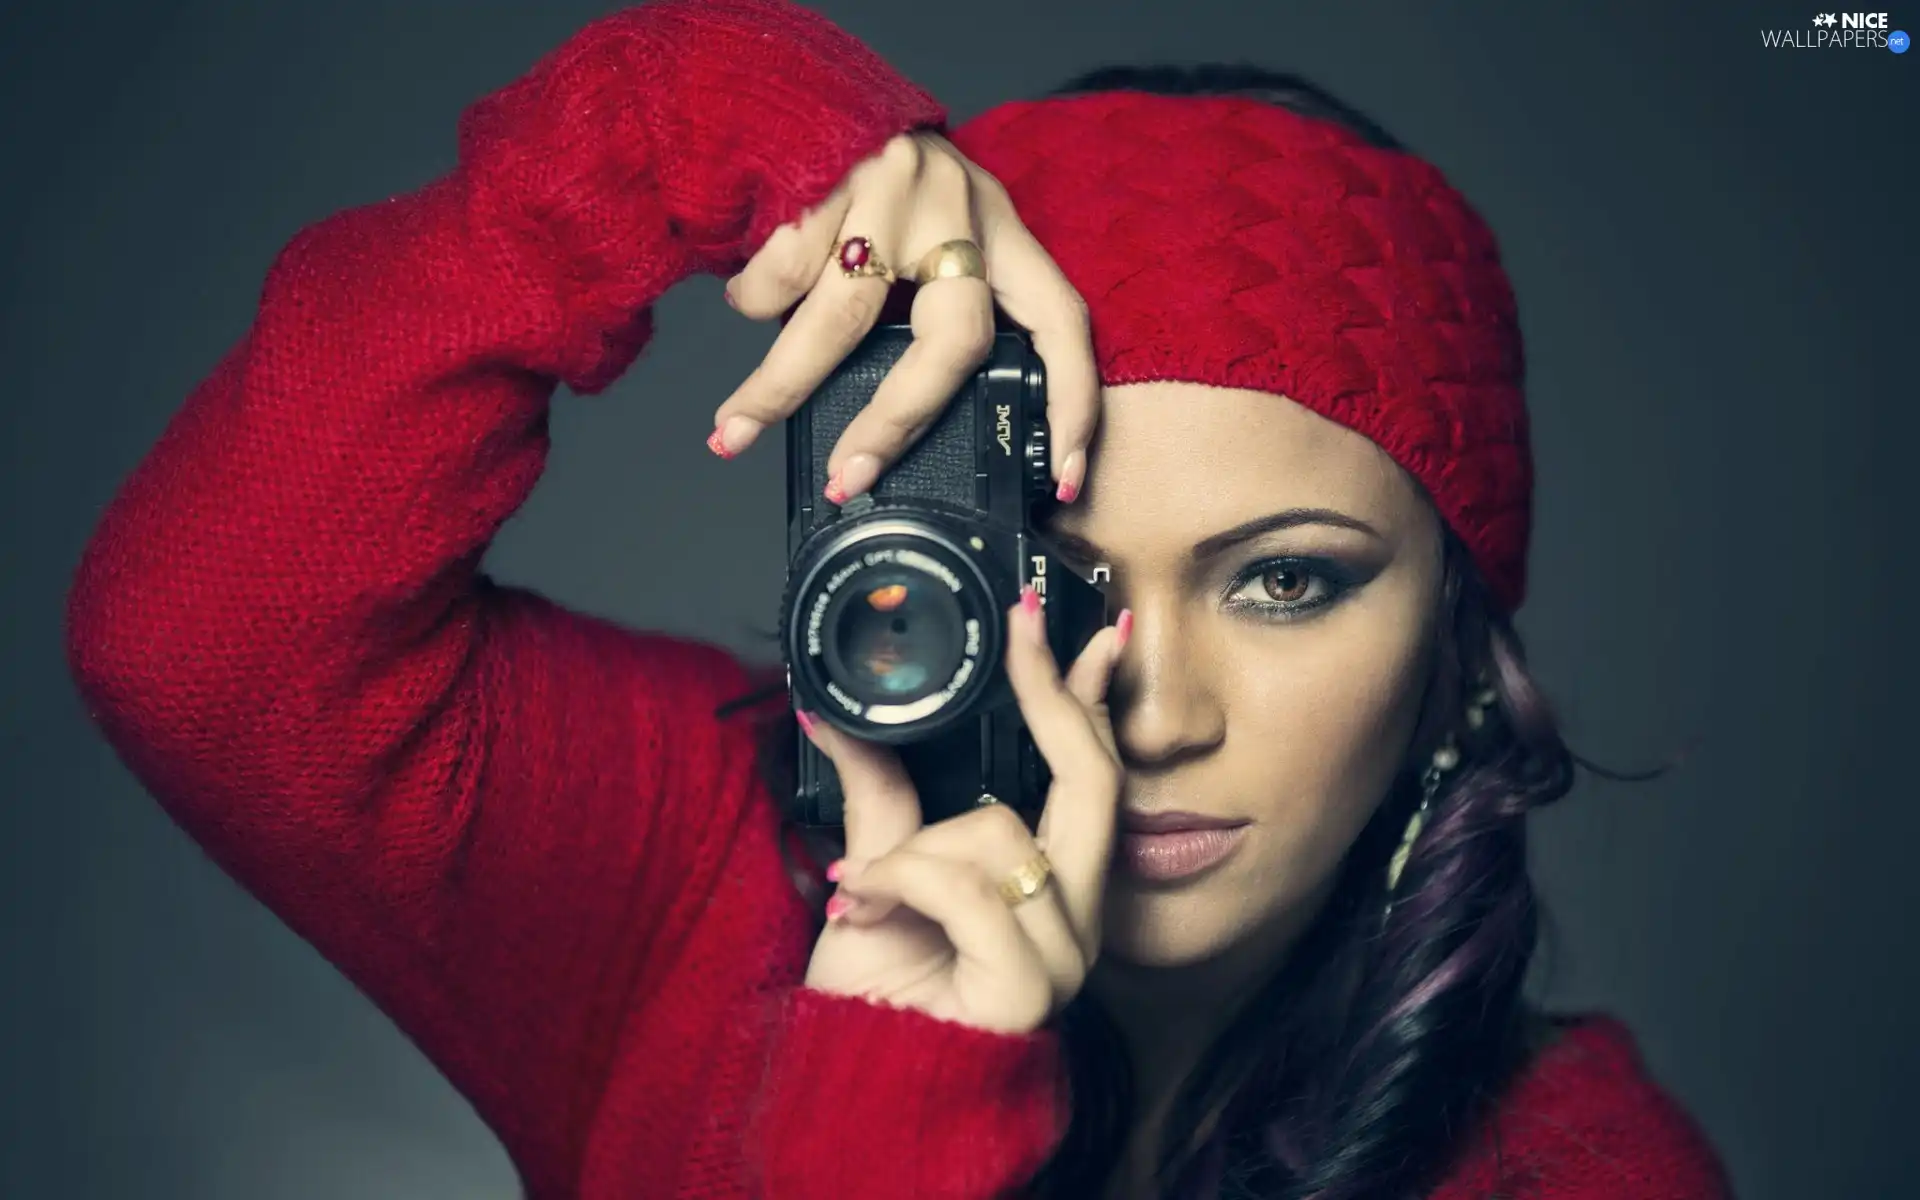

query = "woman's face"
[1047,383,1446,969]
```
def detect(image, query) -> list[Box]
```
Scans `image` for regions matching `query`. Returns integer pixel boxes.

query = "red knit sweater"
[64,2,1732,1197]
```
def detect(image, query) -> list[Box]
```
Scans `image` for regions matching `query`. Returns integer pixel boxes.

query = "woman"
[64,0,1732,1196]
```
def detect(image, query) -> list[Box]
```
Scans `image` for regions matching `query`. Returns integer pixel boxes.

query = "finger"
[823,267,993,502]
[1003,591,1122,943]
[710,177,912,458]
[723,190,851,320]
[842,798,1035,920]
[708,196,853,460]
[832,848,1057,1031]
[1004,591,1117,789]
[822,146,986,500]
[1033,614,1124,855]
[842,804,1091,998]
[835,881,1088,1012]
[798,711,922,863]
[1061,608,1130,759]
[975,201,1099,502]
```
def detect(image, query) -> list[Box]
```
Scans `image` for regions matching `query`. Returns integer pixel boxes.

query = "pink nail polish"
[1115,608,1134,649]
[1020,585,1041,617]
[706,428,735,460]
[796,710,818,738]
[824,475,848,505]
[825,894,853,920]
[825,859,844,883]
[1055,449,1086,504]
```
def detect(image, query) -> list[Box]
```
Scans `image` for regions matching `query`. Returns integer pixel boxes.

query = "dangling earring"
[1385,682,1498,907]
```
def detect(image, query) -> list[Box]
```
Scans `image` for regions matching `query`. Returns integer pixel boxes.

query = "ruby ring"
[835,236,895,282]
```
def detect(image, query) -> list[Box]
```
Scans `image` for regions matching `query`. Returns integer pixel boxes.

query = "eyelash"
[1221,557,1355,622]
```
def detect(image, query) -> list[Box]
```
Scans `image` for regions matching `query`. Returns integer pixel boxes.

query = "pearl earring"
[1385,683,1499,905]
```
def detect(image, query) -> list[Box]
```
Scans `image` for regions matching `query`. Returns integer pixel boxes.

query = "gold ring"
[997,852,1053,907]
[913,239,988,285]
[835,236,895,282]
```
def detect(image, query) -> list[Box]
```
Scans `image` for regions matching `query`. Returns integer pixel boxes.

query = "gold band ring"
[997,852,1054,907]
[913,239,988,285]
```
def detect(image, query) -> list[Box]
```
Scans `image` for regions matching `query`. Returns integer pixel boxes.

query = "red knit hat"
[950,93,1533,612]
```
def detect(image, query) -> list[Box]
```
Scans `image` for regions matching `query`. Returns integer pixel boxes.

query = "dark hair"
[738,65,1623,1200]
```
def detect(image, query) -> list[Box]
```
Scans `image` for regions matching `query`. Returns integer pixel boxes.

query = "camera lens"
[825,569,965,705]
[784,512,1008,742]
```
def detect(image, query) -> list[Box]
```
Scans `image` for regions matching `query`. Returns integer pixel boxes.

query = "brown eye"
[1261,566,1312,604]
[1224,557,1353,621]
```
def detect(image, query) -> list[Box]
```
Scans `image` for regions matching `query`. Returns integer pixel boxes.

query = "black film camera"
[782,325,1109,829]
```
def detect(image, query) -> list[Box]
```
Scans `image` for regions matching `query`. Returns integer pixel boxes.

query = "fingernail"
[825,894,855,920]
[825,857,864,883]
[837,454,881,500]
[1020,584,1042,618]
[1055,449,1086,504]
[1115,608,1134,650]
[824,474,848,505]
[723,289,739,310]
[796,710,818,739]
[711,415,761,458]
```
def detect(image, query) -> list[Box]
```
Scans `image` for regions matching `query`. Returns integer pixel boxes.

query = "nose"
[1109,606,1226,770]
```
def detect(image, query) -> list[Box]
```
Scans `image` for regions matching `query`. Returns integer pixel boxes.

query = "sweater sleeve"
[743,988,1069,1199]
[63,1,943,1192]
[1434,1016,1735,1200]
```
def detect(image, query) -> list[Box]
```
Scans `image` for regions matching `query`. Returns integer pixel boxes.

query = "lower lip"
[1117,826,1250,882]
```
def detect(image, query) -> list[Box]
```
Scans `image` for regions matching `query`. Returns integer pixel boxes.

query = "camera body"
[782,325,1108,829]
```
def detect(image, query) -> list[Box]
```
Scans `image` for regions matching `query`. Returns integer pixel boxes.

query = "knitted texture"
[953,94,1534,611]
[66,2,1725,1196]
[1429,1017,1734,1200]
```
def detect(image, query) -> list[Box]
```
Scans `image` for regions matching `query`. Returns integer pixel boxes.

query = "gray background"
[2,0,1913,1196]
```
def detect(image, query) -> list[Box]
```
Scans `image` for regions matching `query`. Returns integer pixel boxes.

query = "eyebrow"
[1049,507,1385,566]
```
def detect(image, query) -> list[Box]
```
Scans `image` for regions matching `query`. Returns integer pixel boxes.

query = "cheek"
[1228,614,1431,844]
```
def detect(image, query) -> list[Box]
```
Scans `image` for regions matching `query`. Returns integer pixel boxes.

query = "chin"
[1099,885,1249,967]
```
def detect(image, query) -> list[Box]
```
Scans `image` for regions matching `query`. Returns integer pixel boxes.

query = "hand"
[709,131,1099,503]
[798,591,1129,1035]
